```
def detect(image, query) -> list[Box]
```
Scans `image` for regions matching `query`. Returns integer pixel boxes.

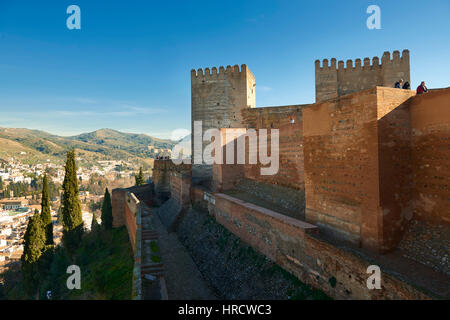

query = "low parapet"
[191,64,248,79]
[315,49,409,72]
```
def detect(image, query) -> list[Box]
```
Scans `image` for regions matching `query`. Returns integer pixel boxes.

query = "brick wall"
[153,159,191,202]
[112,188,127,227]
[242,105,308,190]
[303,87,416,252]
[170,172,191,207]
[410,88,450,224]
[303,88,379,248]
[111,188,139,253]
[377,88,417,250]
[210,193,430,300]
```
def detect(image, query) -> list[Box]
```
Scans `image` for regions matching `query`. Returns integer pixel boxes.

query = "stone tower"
[191,64,256,181]
[315,50,411,102]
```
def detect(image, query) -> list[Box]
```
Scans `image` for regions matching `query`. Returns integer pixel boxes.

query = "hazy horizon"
[0,125,176,140]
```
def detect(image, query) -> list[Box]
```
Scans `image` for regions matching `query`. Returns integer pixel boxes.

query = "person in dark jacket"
[394,79,404,88]
[416,81,428,94]
[402,81,411,90]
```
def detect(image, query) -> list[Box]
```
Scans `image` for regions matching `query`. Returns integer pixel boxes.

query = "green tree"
[101,188,113,230]
[61,150,84,259]
[0,176,3,191]
[134,167,145,186]
[41,174,53,245]
[91,211,99,231]
[21,211,46,299]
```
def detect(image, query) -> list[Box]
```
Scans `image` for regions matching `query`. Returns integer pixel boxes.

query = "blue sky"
[0,0,449,139]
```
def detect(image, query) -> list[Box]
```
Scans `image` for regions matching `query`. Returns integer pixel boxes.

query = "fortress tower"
[315,50,411,102]
[191,64,256,181]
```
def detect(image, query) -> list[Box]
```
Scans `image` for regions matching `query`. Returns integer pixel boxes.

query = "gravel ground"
[398,220,450,276]
[176,207,329,300]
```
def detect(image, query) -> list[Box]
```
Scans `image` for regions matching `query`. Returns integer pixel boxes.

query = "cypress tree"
[61,150,84,259]
[135,167,145,186]
[91,211,99,231]
[101,188,113,230]
[21,211,46,299]
[41,174,53,245]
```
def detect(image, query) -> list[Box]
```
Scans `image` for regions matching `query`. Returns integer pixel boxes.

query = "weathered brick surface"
[242,105,307,190]
[112,188,127,227]
[170,172,191,207]
[153,159,191,203]
[111,189,139,253]
[409,89,450,225]
[315,50,410,102]
[303,87,417,252]
[112,184,154,254]
[377,88,417,251]
[233,178,305,218]
[303,89,379,248]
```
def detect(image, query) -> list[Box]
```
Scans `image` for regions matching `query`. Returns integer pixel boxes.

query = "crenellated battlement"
[191,64,249,80]
[315,50,411,102]
[315,50,409,72]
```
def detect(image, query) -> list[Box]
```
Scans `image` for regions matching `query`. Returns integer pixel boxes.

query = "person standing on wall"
[395,79,404,88]
[416,81,428,94]
[402,81,411,90]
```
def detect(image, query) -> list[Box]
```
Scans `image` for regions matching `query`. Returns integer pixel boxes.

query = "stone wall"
[170,171,191,208]
[409,88,450,225]
[207,192,431,300]
[315,50,410,102]
[153,159,191,203]
[303,87,416,252]
[242,105,308,190]
[112,184,154,253]
[191,64,255,180]
[377,88,417,250]
[112,188,143,253]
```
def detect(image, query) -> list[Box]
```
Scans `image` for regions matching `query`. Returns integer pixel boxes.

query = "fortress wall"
[209,193,429,300]
[315,50,410,103]
[377,88,416,251]
[410,88,450,225]
[112,188,127,227]
[190,186,209,211]
[191,65,255,180]
[213,193,318,262]
[170,171,191,208]
[153,159,191,203]
[303,87,428,252]
[111,188,138,253]
[153,160,176,196]
[124,192,138,250]
[211,129,246,192]
[242,105,308,190]
[303,88,380,248]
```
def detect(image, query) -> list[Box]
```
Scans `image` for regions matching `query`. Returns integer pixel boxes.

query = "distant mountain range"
[0,127,175,166]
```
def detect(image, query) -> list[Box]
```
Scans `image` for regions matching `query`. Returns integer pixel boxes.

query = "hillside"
[0,127,175,167]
